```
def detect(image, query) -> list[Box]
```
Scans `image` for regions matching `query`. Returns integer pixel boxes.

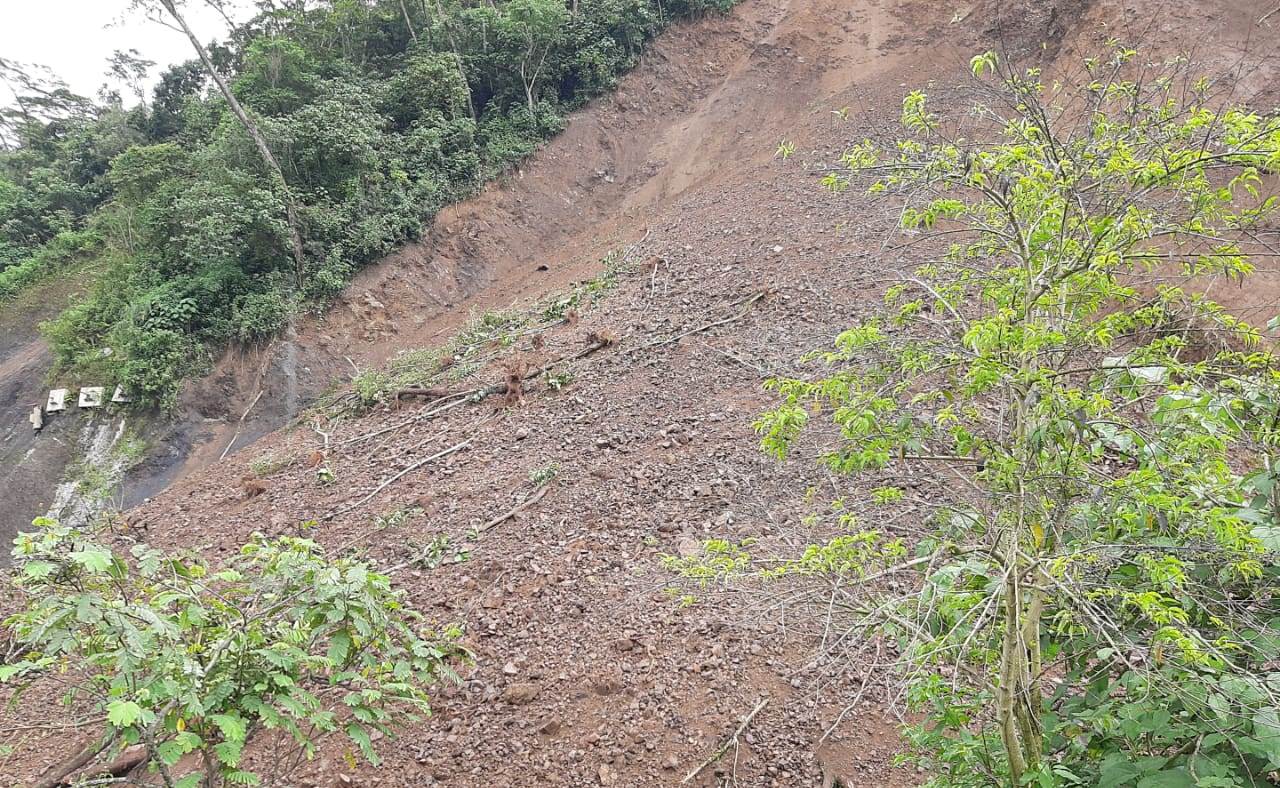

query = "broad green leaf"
[0,663,28,681]
[214,739,244,767]
[1136,769,1194,788]
[106,700,145,728]
[346,722,379,765]
[21,560,57,580]
[69,549,114,573]
[156,740,186,766]
[1253,709,1280,766]
[327,629,352,666]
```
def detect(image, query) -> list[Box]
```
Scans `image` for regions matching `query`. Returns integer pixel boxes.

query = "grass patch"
[248,453,292,479]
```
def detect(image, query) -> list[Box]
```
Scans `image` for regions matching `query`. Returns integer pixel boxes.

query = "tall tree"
[431,0,476,120]
[0,58,95,149]
[105,48,157,109]
[499,0,568,113]
[134,0,308,286]
[399,0,419,43]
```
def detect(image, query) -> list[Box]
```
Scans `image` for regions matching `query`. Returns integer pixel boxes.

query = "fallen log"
[30,734,113,788]
[477,484,551,533]
[66,744,147,786]
[394,385,451,402]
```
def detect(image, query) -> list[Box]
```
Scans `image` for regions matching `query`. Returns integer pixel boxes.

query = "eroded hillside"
[3,0,1279,785]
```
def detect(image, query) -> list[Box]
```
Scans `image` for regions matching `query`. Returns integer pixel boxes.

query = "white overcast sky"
[0,1,247,105]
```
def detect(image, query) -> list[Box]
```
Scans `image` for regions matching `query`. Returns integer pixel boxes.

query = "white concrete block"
[79,387,105,408]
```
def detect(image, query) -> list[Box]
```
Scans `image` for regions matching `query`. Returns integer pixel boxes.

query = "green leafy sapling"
[2,518,463,787]
[754,48,1280,785]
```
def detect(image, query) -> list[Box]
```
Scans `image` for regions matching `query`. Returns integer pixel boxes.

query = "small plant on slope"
[2,518,462,787]
[753,49,1280,785]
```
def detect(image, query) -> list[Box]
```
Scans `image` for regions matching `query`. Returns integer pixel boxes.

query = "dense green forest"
[0,0,730,406]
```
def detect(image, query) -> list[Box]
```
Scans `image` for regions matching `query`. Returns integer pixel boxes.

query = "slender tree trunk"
[434,0,477,120]
[157,0,307,288]
[521,61,535,113]
[399,0,419,42]
[996,538,1028,783]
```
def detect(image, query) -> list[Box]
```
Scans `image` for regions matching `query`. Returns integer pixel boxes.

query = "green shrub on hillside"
[2,519,462,786]
[0,228,100,300]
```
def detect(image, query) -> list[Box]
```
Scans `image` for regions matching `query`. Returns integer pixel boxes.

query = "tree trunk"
[399,0,419,43]
[30,733,114,788]
[433,0,477,121]
[158,0,308,288]
[996,380,1045,783]
[996,546,1028,784]
[523,64,535,114]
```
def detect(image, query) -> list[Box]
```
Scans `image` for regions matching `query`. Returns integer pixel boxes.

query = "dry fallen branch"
[338,336,614,449]
[629,290,768,355]
[0,715,106,735]
[218,388,266,461]
[380,485,551,573]
[312,419,332,452]
[477,484,551,533]
[337,393,471,448]
[31,735,115,788]
[395,385,451,401]
[322,439,472,521]
[623,226,652,261]
[218,345,276,460]
[71,745,147,786]
[681,697,769,784]
[695,339,769,376]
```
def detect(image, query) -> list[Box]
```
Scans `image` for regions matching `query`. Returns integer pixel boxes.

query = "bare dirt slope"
[4,0,1280,786]
[0,271,100,548]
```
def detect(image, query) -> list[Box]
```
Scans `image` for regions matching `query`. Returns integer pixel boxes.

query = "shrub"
[747,49,1280,784]
[232,289,294,342]
[2,519,463,787]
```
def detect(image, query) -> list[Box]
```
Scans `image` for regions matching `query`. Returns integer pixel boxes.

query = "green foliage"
[663,538,754,585]
[382,52,473,130]
[544,369,572,390]
[2,518,462,786]
[754,49,1280,785]
[320,247,628,414]
[529,463,559,486]
[406,533,471,570]
[0,227,100,300]
[353,368,394,408]
[1,0,737,406]
[248,453,291,479]
[540,251,624,320]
